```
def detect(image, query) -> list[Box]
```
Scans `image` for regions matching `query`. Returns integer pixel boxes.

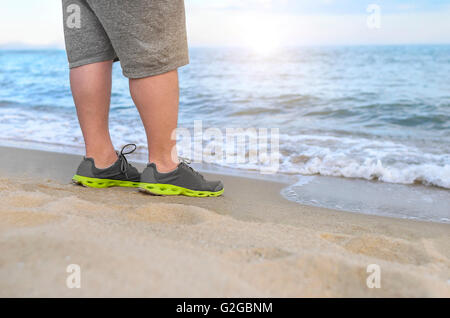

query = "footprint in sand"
[43,196,117,216]
[1,192,63,228]
[0,211,61,228]
[128,203,220,225]
[3,191,51,208]
[320,233,431,265]
[223,247,292,263]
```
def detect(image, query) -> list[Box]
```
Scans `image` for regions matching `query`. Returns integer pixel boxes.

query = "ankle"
[87,148,118,169]
[150,158,178,173]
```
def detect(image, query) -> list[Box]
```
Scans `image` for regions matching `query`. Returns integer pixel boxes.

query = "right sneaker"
[72,144,141,188]
[139,159,224,197]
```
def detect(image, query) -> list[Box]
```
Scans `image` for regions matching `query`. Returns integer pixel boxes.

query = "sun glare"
[241,17,281,56]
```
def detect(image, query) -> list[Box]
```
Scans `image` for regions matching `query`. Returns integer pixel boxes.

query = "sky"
[0,0,450,49]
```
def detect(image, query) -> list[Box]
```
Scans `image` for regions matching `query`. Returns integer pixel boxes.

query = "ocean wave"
[278,133,450,188]
[285,156,450,189]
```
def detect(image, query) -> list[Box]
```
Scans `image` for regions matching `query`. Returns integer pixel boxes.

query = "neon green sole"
[139,183,224,197]
[72,175,140,188]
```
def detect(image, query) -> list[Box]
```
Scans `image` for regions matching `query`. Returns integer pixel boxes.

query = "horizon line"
[1,42,450,50]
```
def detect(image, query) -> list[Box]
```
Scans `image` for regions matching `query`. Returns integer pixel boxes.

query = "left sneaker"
[72,144,141,188]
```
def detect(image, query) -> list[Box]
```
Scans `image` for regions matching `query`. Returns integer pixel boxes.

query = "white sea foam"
[290,156,450,189]
[176,131,450,189]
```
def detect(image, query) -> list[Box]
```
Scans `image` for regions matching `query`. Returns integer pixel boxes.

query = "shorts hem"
[69,54,118,69]
[122,58,190,79]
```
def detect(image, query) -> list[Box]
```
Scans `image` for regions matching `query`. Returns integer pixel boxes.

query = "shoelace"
[179,157,192,165]
[179,157,204,179]
[118,143,137,178]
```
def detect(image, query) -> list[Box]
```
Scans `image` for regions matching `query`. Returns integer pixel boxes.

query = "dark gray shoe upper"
[75,144,140,182]
[141,162,223,192]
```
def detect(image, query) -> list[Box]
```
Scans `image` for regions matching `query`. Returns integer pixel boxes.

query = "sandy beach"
[0,145,449,297]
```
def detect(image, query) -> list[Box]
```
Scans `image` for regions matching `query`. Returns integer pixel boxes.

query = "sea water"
[0,46,449,222]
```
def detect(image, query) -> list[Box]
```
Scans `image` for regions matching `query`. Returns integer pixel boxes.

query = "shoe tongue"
[93,158,119,171]
[109,158,122,170]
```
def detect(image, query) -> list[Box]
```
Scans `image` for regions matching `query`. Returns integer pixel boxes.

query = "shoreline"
[1,140,448,224]
[0,145,449,296]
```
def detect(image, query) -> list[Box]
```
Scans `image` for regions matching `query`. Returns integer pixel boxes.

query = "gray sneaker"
[139,159,224,197]
[72,144,140,188]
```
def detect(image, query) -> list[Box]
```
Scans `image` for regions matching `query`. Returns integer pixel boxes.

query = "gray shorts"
[62,0,189,78]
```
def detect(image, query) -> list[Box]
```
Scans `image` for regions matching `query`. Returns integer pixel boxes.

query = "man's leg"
[131,69,223,197]
[129,70,180,173]
[70,60,118,168]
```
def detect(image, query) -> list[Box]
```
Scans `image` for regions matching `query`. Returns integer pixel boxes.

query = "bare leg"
[129,70,179,172]
[70,60,117,168]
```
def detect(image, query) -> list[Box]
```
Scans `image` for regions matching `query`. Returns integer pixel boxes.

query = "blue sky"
[0,0,449,48]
